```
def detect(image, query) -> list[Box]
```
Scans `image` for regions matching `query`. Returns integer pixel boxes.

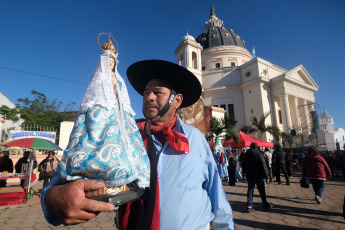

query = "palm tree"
[208,114,238,141]
[281,132,293,147]
[241,112,280,140]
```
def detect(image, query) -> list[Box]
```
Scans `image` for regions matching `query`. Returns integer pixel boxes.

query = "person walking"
[272,144,290,185]
[302,147,332,204]
[239,148,246,182]
[285,150,293,178]
[227,150,236,186]
[242,142,272,212]
[264,147,273,182]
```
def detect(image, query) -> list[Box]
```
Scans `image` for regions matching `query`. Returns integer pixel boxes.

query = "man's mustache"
[144,102,159,109]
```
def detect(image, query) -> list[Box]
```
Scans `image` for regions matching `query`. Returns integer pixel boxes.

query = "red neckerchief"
[137,115,189,153]
[119,126,160,230]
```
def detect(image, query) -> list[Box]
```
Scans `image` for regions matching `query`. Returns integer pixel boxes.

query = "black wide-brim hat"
[126,60,202,108]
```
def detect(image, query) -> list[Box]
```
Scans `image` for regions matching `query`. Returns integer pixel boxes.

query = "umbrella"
[1,138,63,150]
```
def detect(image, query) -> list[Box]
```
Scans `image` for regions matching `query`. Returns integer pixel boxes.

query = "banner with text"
[10,130,56,142]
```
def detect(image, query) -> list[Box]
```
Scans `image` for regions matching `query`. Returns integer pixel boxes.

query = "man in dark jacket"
[243,142,272,212]
[15,151,37,173]
[0,151,14,187]
[272,144,290,185]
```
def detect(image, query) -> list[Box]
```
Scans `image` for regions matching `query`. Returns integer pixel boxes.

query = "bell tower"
[174,33,203,85]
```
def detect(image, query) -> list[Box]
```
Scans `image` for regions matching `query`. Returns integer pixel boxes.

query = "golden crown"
[98,32,118,55]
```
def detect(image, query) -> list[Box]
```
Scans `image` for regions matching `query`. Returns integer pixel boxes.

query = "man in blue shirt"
[41,60,234,229]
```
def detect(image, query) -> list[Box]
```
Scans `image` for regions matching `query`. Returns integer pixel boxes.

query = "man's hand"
[45,179,115,225]
[266,179,270,185]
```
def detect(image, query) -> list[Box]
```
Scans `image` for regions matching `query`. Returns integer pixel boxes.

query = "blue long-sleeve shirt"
[41,117,235,229]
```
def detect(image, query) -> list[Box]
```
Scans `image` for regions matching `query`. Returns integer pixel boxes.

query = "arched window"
[192,52,197,69]
[179,54,184,67]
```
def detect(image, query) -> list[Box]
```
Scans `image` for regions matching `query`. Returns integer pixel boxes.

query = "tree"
[0,90,77,142]
[208,114,238,141]
[241,112,280,140]
[0,105,20,123]
[281,132,293,147]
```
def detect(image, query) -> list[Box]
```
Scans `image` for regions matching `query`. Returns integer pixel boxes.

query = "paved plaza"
[0,170,344,230]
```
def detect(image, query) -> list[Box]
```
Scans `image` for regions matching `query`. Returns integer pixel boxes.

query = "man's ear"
[174,94,183,109]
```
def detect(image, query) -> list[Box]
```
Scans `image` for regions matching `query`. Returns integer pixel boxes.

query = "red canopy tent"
[224,131,274,148]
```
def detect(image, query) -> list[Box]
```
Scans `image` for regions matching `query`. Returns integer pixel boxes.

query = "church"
[176,5,319,144]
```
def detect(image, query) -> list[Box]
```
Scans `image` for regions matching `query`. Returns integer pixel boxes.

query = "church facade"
[176,5,319,143]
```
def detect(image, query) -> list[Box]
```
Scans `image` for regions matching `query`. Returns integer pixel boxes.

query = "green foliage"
[15,90,77,131]
[0,90,77,142]
[209,114,238,141]
[0,105,20,122]
[281,132,293,147]
[241,112,280,140]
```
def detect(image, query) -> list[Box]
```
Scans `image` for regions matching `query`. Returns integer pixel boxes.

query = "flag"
[252,46,256,58]
[215,138,223,152]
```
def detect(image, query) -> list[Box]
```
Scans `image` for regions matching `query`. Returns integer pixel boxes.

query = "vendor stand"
[0,172,36,206]
[0,137,62,206]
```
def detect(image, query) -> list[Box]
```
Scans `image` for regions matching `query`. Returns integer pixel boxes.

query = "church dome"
[196,5,246,50]
[182,34,196,42]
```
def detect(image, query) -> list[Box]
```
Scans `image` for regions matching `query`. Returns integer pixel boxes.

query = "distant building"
[334,128,345,151]
[176,5,319,143]
[318,110,345,151]
[320,110,335,133]
[0,92,23,144]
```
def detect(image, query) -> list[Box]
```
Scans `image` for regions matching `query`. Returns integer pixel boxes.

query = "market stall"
[0,172,36,206]
[0,137,62,206]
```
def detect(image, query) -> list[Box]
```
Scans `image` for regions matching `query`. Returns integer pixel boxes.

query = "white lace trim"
[79,50,135,116]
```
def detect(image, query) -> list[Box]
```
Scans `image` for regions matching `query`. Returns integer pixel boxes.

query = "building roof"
[321,110,332,119]
[196,5,246,50]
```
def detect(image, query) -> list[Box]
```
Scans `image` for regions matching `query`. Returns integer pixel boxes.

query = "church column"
[279,94,292,132]
[303,99,311,134]
[198,49,202,70]
[309,102,315,112]
[185,46,190,68]
[292,96,302,133]
[0,122,2,142]
[271,97,278,127]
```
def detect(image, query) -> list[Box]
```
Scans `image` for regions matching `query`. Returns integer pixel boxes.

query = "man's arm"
[200,142,234,229]
[41,175,115,226]
[206,153,235,230]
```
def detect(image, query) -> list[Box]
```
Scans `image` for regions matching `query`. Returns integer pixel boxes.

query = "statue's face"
[110,58,115,71]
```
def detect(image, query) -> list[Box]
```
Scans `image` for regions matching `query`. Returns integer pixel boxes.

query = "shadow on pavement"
[229,200,344,225]
[234,218,320,230]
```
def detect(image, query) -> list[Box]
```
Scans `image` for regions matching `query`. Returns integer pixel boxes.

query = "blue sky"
[0,0,345,129]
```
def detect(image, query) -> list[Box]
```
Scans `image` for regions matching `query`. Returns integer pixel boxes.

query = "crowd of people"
[1,37,344,227]
[210,143,345,211]
[0,150,60,189]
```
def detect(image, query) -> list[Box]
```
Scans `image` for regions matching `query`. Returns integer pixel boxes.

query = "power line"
[0,66,88,86]
[0,66,143,98]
